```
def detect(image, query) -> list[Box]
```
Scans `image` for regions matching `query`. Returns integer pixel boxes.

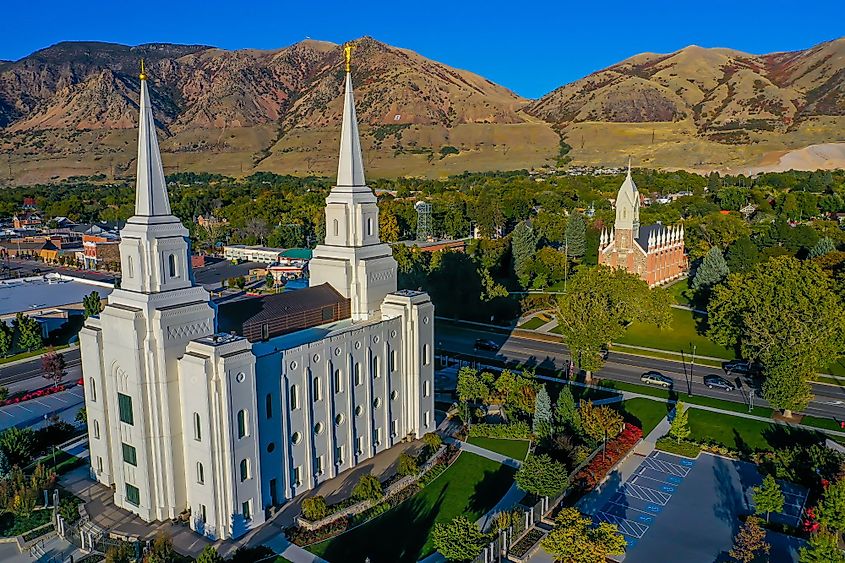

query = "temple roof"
[336,72,366,187]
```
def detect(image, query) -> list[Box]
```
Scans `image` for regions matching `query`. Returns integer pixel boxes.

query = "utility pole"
[689,344,697,396]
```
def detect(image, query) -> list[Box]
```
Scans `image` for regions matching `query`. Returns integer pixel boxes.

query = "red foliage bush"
[572,423,642,493]
[0,384,67,407]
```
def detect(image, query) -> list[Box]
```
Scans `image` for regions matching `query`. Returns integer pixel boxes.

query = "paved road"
[435,323,845,421]
[0,347,82,393]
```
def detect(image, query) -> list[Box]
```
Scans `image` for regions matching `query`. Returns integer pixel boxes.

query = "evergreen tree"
[809,237,836,259]
[752,475,784,522]
[432,516,490,562]
[14,313,42,352]
[0,321,12,357]
[82,291,103,319]
[514,454,569,497]
[196,545,225,563]
[724,236,761,274]
[799,528,845,563]
[533,385,553,438]
[511,221,538,287]
[692,246,729,292]
[707,171,721,192]
[555,386,581,434]
[728,516,769,563]
[0,447,10,480]
[668,402,691,444]
[564,211,586,259]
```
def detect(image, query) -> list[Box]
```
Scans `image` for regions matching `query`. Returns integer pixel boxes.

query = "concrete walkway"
[443,437,523,468]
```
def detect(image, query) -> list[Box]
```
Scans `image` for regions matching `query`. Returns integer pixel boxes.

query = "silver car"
[640,371,673,388]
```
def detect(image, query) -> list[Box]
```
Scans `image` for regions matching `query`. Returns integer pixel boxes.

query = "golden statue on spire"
[344,43,353,73]
[139,59,147,81]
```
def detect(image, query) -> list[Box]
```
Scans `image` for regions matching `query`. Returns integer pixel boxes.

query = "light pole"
[689,344,697,396]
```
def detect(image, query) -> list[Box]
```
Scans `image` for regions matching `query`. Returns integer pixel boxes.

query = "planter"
[509,528,546,563]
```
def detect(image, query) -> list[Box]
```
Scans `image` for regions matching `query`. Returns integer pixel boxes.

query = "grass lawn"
[307,452,515,562]
[615,398,669,435]
[687,409,820,452]
[467,437,531,460]
[617,308,736,360]
[611,344,724,368]
[518,317,547,331]
[0,509,52,537]
[665,278,694,307]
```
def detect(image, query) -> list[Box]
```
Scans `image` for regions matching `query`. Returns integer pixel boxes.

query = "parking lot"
[594,451,806,562]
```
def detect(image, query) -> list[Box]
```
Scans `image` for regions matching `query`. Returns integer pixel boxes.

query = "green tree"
[532,384,553,438]
[0,447,10,479]
[692,246,729,294]
[728,516,769,563]
[82,291,103,319]
[564,211,586,259]
[799,528,845,563]
[379,210,401,242]
[456,367,489,423]
[708,256,845,416]
[541,507,626,563]
[724,236,761,274]
[511,221,538,288]
[75,407,87,425]
[423,432,442,454]
[752,475,784,523]
[104,542,134,563]
[580,400,624,457]
[14,313,42,352]
[554,385,581,434]
[514,453,569,497]
[555,266,671,381]
[817,477,845,533]
[397,452,419,477]
[431,515,490,562]
[195,545,225,563]
[668,402,691,444]
[0,321,12,356]
[352,474,383,502]
[301,496,328,520]
[809,237,836,259]
[265,273,274,289]
[146,533,176,563]
[0,426,37,467]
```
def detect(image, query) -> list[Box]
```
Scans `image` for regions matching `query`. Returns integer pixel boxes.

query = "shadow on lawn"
[318,487,447,563]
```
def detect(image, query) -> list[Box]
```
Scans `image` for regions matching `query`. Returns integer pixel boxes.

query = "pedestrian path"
[262,535,328,563]
[442,437,523,468]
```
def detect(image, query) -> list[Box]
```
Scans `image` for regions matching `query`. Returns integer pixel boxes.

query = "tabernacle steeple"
[134,62,172,221]
[614,158,640,236]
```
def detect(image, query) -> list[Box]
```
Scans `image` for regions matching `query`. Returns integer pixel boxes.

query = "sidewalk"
[443,437,523,468]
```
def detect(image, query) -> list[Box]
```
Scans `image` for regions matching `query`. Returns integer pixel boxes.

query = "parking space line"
[605,500,659,520]
[596,512,648,538]
[641,456,690,477]
[634,473,681,489]
[623,482,671,505]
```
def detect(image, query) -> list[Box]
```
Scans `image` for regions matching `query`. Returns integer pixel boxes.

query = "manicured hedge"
[467,421,532,439]
[655,437,701,458]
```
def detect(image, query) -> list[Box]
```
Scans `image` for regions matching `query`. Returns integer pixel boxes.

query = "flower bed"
[0,384,67,407]
[509,528,545,559]
[572,423,642,492]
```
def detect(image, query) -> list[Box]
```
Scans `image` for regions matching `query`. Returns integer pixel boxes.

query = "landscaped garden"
[306,451,516,562]
[616,308,736,359]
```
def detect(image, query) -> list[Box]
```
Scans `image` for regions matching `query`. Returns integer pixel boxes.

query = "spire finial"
[627,156,632,177]
[139,59,147,81]
[344,43,354,73]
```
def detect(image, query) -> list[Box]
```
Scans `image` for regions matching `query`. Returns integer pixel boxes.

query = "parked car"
[723,360,760,376]
[640,371,673,388]
[703,374,735,391]
[474,338,499,352]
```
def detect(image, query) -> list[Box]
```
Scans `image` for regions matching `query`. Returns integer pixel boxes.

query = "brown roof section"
[217,283,351,342]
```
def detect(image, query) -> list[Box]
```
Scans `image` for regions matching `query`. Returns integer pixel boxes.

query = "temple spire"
[336,45,366,187]
[134,62,171,220]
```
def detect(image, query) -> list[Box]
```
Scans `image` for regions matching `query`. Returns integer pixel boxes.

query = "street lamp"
[689,344,697,396]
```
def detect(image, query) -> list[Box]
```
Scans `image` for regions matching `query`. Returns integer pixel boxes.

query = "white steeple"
[648,231,655,249]
[133,65,172,222]
[614,157,640,237]
[336,71,366,187]
[309,45,398,321]
[600,228,607,247]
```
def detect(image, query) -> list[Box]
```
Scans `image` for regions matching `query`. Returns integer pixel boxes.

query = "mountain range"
[1,36,844,183]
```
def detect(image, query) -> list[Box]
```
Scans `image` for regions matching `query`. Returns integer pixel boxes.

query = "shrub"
[468,421,531,439]
[397,453,419,477]
[301,496,328,521]
[515,454,569,497]
[655,437,701,458]
[573,424,642,493]
[423,432,442,451]
[352,474,383,502]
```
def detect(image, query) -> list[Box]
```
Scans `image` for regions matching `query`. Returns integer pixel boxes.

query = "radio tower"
[415,201,432,241]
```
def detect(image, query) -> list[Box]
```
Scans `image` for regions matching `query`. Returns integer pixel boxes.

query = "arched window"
[93,420,100,439]
[313,376,322,401]
[89,378,96,402]
[193,412,201,441]
[265,394,273,419]
[237,409,247,439]
[422,344,430,366]
[126,255,134,278]
[333,219,339,237]
[367,217,373,237]
[168,254,177,277]
[290,385,299,410]
[197,462,204,484]
[373,355,380,379]
[239,458,250,481]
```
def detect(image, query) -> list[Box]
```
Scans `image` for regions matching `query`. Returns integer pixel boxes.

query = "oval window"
[267,442,275,453]
[335,413,345,425]
[373,397,382,409]
[355,405,363,416]
[314,422,324,435]
[291,432,302,445]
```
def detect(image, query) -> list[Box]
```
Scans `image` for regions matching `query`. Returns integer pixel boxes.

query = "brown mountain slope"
[0,37,552,183]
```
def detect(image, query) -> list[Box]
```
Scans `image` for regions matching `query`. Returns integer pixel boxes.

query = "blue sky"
[3,0,842,98]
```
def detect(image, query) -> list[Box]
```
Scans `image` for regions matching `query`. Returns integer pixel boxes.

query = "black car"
[640,371,673,388]
[474,338,498,352]
[703,374,735,391]
[723,360,759,376]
